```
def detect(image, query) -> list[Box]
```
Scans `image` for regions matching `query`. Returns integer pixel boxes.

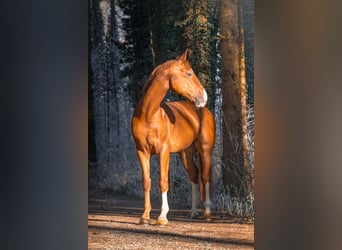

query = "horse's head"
[169,49,207,108]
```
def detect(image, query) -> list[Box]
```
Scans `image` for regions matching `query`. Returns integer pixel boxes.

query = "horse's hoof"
[156,217,168,226]
[139,217,151,225]
[204,217,212,222]
[204,211,212,222]
[188,212,199,219]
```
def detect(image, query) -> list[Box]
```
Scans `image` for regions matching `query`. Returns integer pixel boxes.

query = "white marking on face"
[203,89,208,104]
[196,89,208,108]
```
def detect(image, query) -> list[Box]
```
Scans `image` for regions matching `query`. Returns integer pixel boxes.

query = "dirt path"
[88,191,254,249]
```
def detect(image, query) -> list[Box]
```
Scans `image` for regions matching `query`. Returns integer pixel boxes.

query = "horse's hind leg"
[198,149,212,221]
[196,108,215,221]
[179,145,200,218]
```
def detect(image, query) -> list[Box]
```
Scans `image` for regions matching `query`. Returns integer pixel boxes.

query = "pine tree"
[181,0,219,110]
[220,0,252,197]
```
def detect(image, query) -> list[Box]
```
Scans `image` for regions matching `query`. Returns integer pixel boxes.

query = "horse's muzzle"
[195,90,207,108]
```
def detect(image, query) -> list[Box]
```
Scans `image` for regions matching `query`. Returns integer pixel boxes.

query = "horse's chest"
[132,115,169,153]
[146,126,168,153]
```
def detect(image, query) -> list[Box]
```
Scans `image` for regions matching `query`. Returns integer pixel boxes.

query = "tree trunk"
[220,0,252,197]
[90,0,110,170]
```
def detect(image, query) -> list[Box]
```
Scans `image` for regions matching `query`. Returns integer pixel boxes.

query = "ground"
[88,190,254,249]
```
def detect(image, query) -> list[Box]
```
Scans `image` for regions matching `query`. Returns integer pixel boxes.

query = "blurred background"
[4,0,342,249]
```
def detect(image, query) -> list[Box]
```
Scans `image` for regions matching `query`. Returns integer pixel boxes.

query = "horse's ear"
[178,49,188,62]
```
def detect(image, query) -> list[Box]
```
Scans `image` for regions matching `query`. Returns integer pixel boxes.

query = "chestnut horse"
[131,49,215,225]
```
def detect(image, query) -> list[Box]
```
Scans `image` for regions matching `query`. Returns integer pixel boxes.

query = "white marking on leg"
[204,182,211,213]
[191,182,199,214]
[159,191,169,219]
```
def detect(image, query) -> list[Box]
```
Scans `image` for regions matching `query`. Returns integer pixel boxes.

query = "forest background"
[89,0,254,217]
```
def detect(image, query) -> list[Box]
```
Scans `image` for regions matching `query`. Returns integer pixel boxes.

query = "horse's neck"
[140,78,168,120]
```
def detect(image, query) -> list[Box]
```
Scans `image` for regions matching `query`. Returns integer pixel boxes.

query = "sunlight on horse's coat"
[131,49,215,225]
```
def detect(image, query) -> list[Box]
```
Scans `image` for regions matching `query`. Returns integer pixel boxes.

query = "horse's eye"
[187,72,192,77]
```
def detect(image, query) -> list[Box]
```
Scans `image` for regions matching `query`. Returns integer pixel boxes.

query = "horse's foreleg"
[157,149,170,226]
[137,150,152,224]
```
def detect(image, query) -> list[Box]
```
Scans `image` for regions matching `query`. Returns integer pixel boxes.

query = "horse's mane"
[141,60,174,95]
[141,59,191,95]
